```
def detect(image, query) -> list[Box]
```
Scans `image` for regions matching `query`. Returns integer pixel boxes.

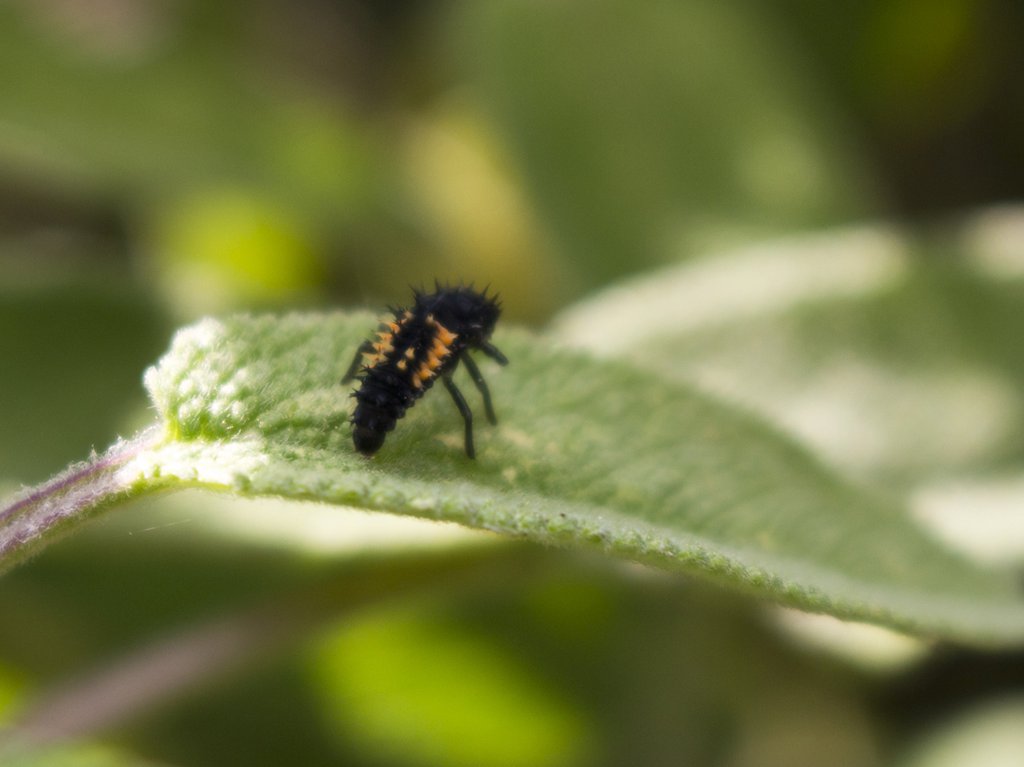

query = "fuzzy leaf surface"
[126,311,1024,644]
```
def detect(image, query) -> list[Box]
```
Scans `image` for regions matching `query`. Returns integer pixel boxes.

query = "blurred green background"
[2,1,1024,765]
[3,0,1023,481]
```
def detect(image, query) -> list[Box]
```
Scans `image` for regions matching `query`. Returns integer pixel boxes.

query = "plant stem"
[0,429,159,574]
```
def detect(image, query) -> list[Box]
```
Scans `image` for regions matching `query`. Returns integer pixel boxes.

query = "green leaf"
[551,212,1024,568]
[4,305,1023,644]
[118,311,1021,644]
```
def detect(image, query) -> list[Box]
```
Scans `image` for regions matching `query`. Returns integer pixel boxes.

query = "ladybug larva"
[342,284,508,458]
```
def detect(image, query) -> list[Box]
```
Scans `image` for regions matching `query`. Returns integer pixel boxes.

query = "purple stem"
[0,430,159,571]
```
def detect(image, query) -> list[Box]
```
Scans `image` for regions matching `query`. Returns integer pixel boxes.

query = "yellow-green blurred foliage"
[2,2,1023,766]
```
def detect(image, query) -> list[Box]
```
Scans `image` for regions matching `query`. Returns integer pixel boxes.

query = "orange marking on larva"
[397,359,407,371]
[416,366,434,382]
[404,347,415,359]
[435,323,457,345]
[431,338,450,358]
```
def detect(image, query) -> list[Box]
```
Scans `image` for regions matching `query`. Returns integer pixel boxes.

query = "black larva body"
[342,285,508,458]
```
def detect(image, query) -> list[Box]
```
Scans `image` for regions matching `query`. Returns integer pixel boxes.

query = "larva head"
[420,286,501,346]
